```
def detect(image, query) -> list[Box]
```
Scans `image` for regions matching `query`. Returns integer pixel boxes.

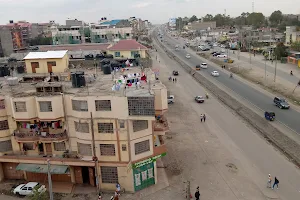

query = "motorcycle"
[290,71,293,76]
[230,73,233,78]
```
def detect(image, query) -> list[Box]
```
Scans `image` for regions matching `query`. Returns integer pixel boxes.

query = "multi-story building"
[0,54,168,192]
[285,26,300,45]
[0,26,14,57]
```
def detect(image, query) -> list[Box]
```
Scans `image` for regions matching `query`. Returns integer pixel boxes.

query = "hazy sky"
[0,0,299,24]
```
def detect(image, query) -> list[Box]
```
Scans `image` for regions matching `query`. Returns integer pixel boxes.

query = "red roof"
[108,39,148,51]
[38,43,110,51]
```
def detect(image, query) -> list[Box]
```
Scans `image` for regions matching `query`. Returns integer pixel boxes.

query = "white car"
[220,44,225,48]
[13,182,46,196]
[217,54,227,58]
[186,54,191,59]
[211,71,220,77]
[213,43,218,47]
[200,63,208,69]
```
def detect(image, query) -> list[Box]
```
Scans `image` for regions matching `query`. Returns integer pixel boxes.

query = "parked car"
[186,54,191,59]
[273,97,290,109]
[195,96,205,103]
[195,65,201,70]
[213,52,221,56]
[200,63,208,69]
[217,54,227,58]
[13,182,46,196]
[168,95,175,104]
[211,71,220,77]
[173,70,179,76]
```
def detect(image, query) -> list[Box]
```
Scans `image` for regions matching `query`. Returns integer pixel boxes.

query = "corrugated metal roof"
[23,50,68,60]
[16,163,69,174]
[107,40,148,51]
[100,19,122,26]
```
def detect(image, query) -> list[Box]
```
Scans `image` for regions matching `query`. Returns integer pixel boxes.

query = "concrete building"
[0,64,168,192]
[184,21,217,31]
[285,26,300,45]
[107,40,148,59]
[0,27,14,57]
[24,50,69,73]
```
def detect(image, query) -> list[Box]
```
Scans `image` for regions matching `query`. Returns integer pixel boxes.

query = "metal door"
[133,162,155,191]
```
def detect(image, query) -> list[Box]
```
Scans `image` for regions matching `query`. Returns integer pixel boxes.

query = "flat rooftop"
[0,67,165,98]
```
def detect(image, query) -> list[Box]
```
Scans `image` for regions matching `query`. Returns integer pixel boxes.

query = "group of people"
[267,174,279,189]
[200,114,206,122]
[98,183,121,200]
[169,77,177,82]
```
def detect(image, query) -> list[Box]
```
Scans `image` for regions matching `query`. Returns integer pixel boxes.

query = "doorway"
[45,143,52,155]
[82,167,89,184]
[38,143,44,155]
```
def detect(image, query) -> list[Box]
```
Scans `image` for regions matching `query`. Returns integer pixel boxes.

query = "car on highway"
[213,52,221,56]
[13,182,46,196]
[217,54,227,58]
[195,96,205,103]
[211,71,220,77]
[273,97,290,109]
[200,63,208,69]
[195,65,201,70]
[186,54,191,59]
[167,95,175,104]
[173,70,179,76]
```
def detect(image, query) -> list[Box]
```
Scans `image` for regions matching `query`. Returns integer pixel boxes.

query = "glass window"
[95,100,111,111]
[72,100,88,111]
[100,144,116,156]
[134,140,150,155]
[114,52,120,57]
[14,102,27,112]
[39,101,53,112]
[98,123,114,133]
[0,120,9,130]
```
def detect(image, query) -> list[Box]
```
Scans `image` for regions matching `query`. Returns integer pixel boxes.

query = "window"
[47,61,56,66]
[100,144,116,156]
[23,143,34,150]
[0,120,9,130]
[31,62,39,68]
[98,123,114,133]
[0,99,5,109]
[0,140,12,152]
[74,121,89,133]
[114,52,120,57]
[126,33,130,37]
[54,142,66,151]
[101,166,118,183]
[128,97,155,116]
[119,120,125,129]
[72,100,88,111]
[132,120,148,132]
[131,51,139,58]
[39,101,52,112]
[135,140,150,155]
[14,101,27,112]
[77,142,92,156]
[95,100,111,111]
[122,144,127,151]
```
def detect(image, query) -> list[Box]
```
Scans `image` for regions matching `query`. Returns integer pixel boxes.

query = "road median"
[154,35,300,168]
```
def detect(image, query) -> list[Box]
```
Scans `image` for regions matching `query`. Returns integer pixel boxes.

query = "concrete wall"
[25,54,69,73]
[107,50,147,59]
[0,28,14,57]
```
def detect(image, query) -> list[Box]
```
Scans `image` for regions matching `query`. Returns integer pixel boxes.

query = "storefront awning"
[16,163,69,174]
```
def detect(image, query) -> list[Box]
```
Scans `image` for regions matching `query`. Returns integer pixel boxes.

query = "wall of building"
[36,95,64,120]
[25,54,69,73]
[107,50,146,59]
[0,28,14,56]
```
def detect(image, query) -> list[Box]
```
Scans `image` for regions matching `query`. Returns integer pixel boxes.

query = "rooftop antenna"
[224,9,226,16]
[252,1,254,13]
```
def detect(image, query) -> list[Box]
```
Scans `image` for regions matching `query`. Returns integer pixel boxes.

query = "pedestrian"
[172,78,175,83]
[200,114,203,122]
[272,177,279,189]
[267,174,272,188]
[116,182,121,194]
[203,114,206,122]
[195,186,200,200]
[175,78,177,82]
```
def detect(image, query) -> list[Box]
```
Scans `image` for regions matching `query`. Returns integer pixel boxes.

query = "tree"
[28,36,52,46]
[203,14,214,22]
[213,14,226,27]
[291,41,300,51]
[30,186,49,200]
[269,10,283,26]
[176,17,184,31]
[189,15,198,22]
[247,12,265,28]
[274,42,288,59]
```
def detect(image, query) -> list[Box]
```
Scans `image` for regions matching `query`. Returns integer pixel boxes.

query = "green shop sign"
[132,152,167,169]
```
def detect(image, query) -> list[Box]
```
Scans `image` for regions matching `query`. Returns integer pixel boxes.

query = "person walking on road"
[175,78,177,83]
[273,177,279,189]
[267,174,272,188]
[172,78,175,83]
[200,114,204,122]
[203,114,206,122]
[195,187,200,200]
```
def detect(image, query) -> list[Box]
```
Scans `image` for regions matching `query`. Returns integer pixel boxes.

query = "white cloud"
[132,2,152,8]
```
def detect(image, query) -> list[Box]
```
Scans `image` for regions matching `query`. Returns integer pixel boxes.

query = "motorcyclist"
[290,70,293,75]
[206,93,209,99]
[169,76,172,81]
[230,73,233,78]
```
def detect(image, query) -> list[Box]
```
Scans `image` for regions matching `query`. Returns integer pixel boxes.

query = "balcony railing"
[13,129,68,142]
[154,119,169,132]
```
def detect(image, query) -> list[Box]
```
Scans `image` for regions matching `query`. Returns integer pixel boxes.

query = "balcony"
[153,116,169,135]
[14,129,68,142]
[153,135,167,156]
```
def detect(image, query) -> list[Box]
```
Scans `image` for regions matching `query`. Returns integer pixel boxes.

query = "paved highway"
[156,29,300,134]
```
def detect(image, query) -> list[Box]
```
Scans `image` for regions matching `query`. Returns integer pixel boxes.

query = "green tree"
[176,17,184,31]
[30,186,49,200]
[213,14,225,27]
[274,42,288,59]
[28,36,52,46]
[247,12,265,28]
[189,15,198,22]
[291,41,300,51]
[203,14,214,22]
[269,10,283,27]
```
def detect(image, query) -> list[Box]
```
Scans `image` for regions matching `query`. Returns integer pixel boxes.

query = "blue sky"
[0,0,299,24]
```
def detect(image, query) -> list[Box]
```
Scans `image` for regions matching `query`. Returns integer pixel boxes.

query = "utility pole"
[274,56,277,82]
[264,58,267,81]
[47,159,54,200]
[185,180,191,199]
[90,112,100,192]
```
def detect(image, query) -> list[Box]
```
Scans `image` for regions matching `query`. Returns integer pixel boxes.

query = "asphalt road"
[157,29,300,134]
[153,32,300,200]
